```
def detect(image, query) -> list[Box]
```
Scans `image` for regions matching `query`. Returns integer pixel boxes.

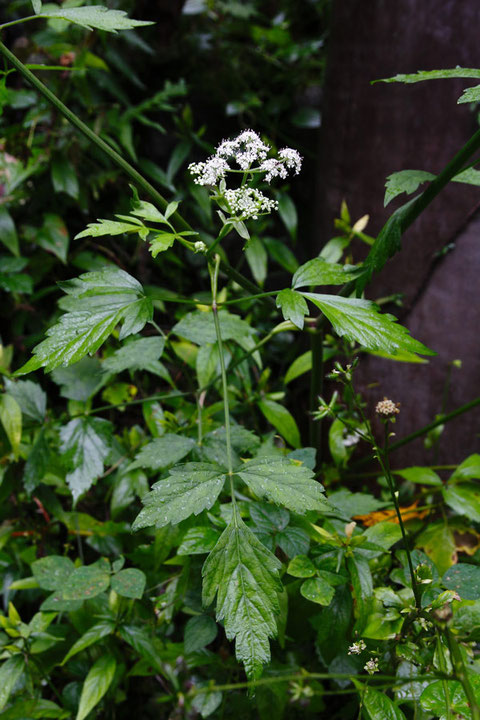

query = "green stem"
[436,630,452,720]
[446,629,480,720]
[0,16,38,31]
[309,327,323,459]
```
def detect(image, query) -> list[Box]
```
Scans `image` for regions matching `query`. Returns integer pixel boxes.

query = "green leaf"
[184,615,218,654]
[301,576,335,606]
[149,233,176,257]
[302,292,434,357]
[0,394,22,458]
[32,0,42,13]
[111,568,146,598]
[417,523,456,576]
[131,200,169,224]
[36,214,69,264]
[103,337,166,376]
[39,6,153,33]
[443,483,480,522]
[451,454,480,481]
[16,268,152,374]
[287,554,316,578]
[173,310,256,347]
[363,522,402,551]
[277,527,310,558]
[0,655,25,711]
[51,156,79,199]
[384,170,435,206]
[237,457,328,514]
[292,257,360,288]
[119,625,164,672]
[443,563,480,600]
[76,653,116,720]
[196,343,219,387]
[257,398,301,448]
[52,357,104,402]
[263,237,298,273]
[178,527,221,555]
[276,289,308,330]
[245,236,268,286]
[378,68,480,84]
[277,194,297,240]
[132,462,226,530]
[62,621,114,664]
[75,217,146,240]
[63,565,111,600]
[284,350,312,384]
[329,488,387,518]
[202,515,282,679]
[4,379,46,423]
[60,417,112,502]
[1,698,68,719]
[394,466,443,486]
[129,434,195,470]
[458,84,480,103]
[0,208,19,256]
[347,555,373,632]
[357,683,407,720]
[420,678,479,717]
[191,688,223,718]
[32,555,74,590]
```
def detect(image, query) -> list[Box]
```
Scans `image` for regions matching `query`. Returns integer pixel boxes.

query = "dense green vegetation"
[2,2,480,719]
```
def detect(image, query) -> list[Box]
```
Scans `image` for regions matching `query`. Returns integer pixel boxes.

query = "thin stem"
[309,327,323,458]
[446,629,480,720]
[0,16,38,31]
[436,630,452,720]
[209,255,233,478]
[220,290,279,305]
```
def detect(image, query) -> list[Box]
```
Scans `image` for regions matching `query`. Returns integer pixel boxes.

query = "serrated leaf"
[0,655,25,711]
[32,555,74,590]
[173,310,256,346]
[129,434,195,470]
[62,621,114,665]
[103,336,165,375]
[60,417,112,502]
[111,568,146,598]
[131,200,168,223]
[276,289,308,330]
[178,527,221,555]
[4,379,46,422]
[133,462,226,529]
[52,357,104,401]
[236,457,328,514]
[257,398,301,448]
[384,170,435,206]
[277,526,310,558]
[302,292,434,357]
[458,84,480,103]
[39,6,153,33]
[75,218,145,239]
[451,454,480,480]
[0,394,22,458]
[184,615,218,654]
[292,257,360,288]
[202,515,282,679]
[76,653,116,720]
[377,68,480,84]
[149,233,175,256]
[63,565,110,600]
[16,269,152,374]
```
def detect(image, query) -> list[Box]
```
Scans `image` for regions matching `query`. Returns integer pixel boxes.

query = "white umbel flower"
[278,147,302,175]
[217,130,270,169]
[224,187,278,220]
[189,157,230,186]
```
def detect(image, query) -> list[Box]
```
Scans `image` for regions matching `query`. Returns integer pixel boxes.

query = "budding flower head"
[375,397,400,418]
[364,658,379,675]
[348,640,366,655]
[193,240,207,254]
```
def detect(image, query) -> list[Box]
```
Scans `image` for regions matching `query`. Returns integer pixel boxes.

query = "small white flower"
[278,147,302,175]
[364,658,379,675]
[194,240,207,253]
[259,158,288,183]
[224,187,278,220]
[189,157,230,186]
[216,130,270,170]
[348,640,366,655]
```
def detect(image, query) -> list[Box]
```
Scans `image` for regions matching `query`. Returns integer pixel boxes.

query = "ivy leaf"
[276,289,308,330]
[292,257,360,289]
[202,515,282,679]
[103,337,166,375]
[257,398,301,448]
[302,293,434,357]
[75,217,147,240]
[76,654,116,720]
[236,457,328,514]
[38,6,153,33]
[60,417,112,502]
[384,170,435,206]
[132,462,226,530]
[377,68,480,84]
[16,269,152,374]
[129,434,196,471]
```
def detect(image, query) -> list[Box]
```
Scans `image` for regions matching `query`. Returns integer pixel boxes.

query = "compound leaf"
[132,462,226,530]
[129,434,195,471]
[384,170,435,206]
[276,289,308,330]
[292,257,360,289]
[103,336,165,375]
[39,6,153,33]
[202,515,282,679]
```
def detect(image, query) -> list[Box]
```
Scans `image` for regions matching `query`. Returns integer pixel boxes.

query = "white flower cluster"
[348,640,366,655]
[188,130,302,187]
[224,187,278,220]
[364,658,379,675]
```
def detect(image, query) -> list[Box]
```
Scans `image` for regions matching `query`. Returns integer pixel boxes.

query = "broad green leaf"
[0,272,33,294]
[192,690,222,718]
[329,488,387,518]
[250,503,289,533]
[0,655,25,711]
[378,68,480,84]
[384,170,434,206]
[394,466,443,486]
[301,576,335,606]
[420,678,479,717]
[458,84,480,103]
[287,554,316,578]
[363,522,402,550]
[39,6,153,33]
[451,454,480,481]
[257,398,301,448]
[284,350,312,384]
[32,0,42,13]
[60,417,112,501]
[196,342,219,387]
[76,653,116,720]
[292,257,359,288]
[236,457,328,514]
[52,357,104,401]
[417,523,456,575]
[103,337,166,376]
[454,168,480,186]
[202,515,282,679]
[277,194,297,240]
[75,217,146,240]
[357,683,407,720]
[277,526,310,558]
[63,565,111,600]
[443,563,480,600]
[276,289,308,330]
[32,555,74,590]
[4,379,46,423]
[111,568,146,598]
[131,200,169,223]
[443,483,480,522]
[184,615,218,654]
[366,347,428,363]
[347,555,373,631]
[173,310,256,347]
[0,394,22,458]
[288,446,317,469]
[1,698,68,719]
[263,237,298,273]
[178,527,221,555]
[16,268,152,374]
[132,462,226,529]
[129,434,195,470]
[62,621,114,664]
[51,156,79,199]
[40,593,82,612]
[149,233,176,256]
[0,208,19,256]
[328,417,349,467]
[245,235,267,286]
[118,625,163,672]
[302,292,434,357]
[36,214,69,264]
